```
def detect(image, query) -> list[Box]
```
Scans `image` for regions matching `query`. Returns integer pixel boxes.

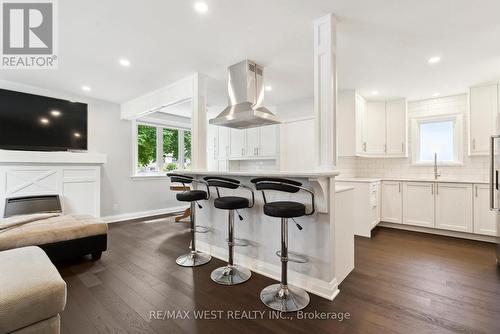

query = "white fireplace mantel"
[0,150,106,218]
[0,150,107,164]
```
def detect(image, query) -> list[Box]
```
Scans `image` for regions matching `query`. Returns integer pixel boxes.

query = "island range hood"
[209,60,280,129]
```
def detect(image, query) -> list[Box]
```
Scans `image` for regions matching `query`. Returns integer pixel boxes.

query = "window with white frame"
[136,123,191,174]
[411,115,463,164]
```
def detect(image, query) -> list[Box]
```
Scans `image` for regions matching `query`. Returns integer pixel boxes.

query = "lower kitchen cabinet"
[381,181,402,223]
[435,183,473,233]
[402,182,435,228]
[473,184,497,236]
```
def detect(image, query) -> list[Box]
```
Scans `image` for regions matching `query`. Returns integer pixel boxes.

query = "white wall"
[0,80,183,220]
[338,94,489,181]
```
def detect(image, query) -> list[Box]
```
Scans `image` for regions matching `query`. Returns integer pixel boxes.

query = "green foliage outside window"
[137,125,156,167]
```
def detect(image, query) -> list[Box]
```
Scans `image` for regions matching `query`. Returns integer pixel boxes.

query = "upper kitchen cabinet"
[386,100,407,156]
[230,128,246,158]
[469,84,499,155]
[338,90,366,157]
[258,125,278,157]
[337,91,407,158]
[365,101,387,155]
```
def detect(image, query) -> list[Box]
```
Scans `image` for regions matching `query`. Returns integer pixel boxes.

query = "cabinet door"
[246,128,260,157]
[365,101,386,155]
[403,182,435,227]
[355,94,367,155]
[259,125,278,157]
[381,181,402,223]
[386,99,406,156]
[207,125,218,170]
[217,127,229,159]
[229,128,246,158]
[370,182,381,228]
[435,183,473,232]
[470,85,498,155]
[473,184,497,236]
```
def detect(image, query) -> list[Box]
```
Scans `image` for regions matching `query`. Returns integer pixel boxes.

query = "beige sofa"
[0,246,66,334]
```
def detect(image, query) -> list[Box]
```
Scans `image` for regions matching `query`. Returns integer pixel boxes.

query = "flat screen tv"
[0,89,88,151]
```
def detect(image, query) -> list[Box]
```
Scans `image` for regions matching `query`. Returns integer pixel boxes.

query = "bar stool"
[167,173,211,267]
[251,177,315,312]
[204,176,255,285]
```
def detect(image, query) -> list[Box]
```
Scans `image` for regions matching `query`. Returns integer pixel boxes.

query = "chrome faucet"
[434,153,441,180]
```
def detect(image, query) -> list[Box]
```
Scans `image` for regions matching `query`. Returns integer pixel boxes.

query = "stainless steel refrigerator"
[490,135,500,265]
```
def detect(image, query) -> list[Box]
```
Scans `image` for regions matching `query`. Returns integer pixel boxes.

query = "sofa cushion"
[0,246,66,334]
[0,214,107,251]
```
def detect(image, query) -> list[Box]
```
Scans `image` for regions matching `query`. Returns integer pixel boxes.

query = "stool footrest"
[226,237,249,247]
[195,225,210,233]
[275,250,308,263]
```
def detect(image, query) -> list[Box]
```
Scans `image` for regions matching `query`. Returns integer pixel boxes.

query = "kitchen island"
[181,169,352,300]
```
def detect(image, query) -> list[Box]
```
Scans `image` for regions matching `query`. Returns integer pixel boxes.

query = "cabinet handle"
[436,184,439,195]
[475,185,478,197]
[241,148,244,156]
[384,144,387,153]
[363,142,367,152]
[401,143,404,153]
[398,183,401,193]
[226,146,229,156]
[431,184,434,195]
[472,138,476,151]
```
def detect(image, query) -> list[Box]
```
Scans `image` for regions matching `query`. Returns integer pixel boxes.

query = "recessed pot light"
[119,58,131,67]
[265,86,272,92]
[371,90,379,96]
[194,2,208,13]
[74,132,81,138]
[428,56,441,64]
[40,117,49,124]
[50,110,61,117]
[81,85,91,92]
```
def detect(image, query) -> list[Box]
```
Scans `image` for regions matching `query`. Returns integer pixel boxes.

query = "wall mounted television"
[0,89,88,151]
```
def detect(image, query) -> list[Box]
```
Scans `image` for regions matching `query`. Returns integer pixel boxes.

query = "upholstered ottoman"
[0,246,66,334]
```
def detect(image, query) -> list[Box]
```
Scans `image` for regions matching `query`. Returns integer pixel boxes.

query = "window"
[411,115,463,165]
[136,123,191,174]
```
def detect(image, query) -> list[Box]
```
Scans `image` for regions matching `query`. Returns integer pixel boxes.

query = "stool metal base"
[211,265,251,285]
[176,251,211,267]
[260,284,310,312]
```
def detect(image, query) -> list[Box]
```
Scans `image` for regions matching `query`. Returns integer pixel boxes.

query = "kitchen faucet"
[434,153,441,180]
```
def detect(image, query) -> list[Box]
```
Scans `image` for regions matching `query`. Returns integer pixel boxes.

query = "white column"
[313,14,337,170]
[191,73,208,170]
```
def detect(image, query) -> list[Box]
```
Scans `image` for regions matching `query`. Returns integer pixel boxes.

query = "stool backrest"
[167,173,194,184]
[204,176,240,189]
[250,177,302,193]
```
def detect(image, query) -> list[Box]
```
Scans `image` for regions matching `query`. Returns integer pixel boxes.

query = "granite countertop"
[182,169,340,178]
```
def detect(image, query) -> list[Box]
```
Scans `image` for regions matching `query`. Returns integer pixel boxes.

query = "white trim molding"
[101,205,188,223]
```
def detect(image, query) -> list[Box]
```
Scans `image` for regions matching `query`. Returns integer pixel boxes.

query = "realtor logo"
[1,0,57,69]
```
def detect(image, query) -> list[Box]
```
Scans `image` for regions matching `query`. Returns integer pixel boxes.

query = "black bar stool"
[204,176,255,285]
[251,177,315,312]
[167,173,211,267]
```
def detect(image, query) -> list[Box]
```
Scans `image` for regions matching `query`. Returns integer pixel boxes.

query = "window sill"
[130,173,168,180]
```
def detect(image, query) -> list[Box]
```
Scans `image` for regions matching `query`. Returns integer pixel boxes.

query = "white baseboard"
[196,240,340,301]
[378,222,497,243]
[101,206,188,223]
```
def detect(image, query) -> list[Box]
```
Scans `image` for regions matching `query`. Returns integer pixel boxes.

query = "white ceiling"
[1,0,499,107]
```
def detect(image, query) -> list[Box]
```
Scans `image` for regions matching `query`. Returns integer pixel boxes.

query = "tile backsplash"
[338,94,490,181]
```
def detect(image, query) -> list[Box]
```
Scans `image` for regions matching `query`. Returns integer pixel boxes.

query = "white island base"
[182,170,353,301]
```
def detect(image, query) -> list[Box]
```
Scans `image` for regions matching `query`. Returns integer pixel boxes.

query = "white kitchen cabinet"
[217,127,230,159]
[229,129,246,158]
[435,183,473,232]
[365,101,387,155]
[336,180,381,237]
[258,125,278,157]
[381,181,402,224]
[469,84,499,155]
[246,128,260,157]
[473,184,497,236]
[386,100,407,156]
[403,182,435,228]
[338,90,367,157]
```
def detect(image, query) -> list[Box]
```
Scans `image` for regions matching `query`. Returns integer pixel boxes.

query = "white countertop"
[337,177,488,184]
[181,169,340,178]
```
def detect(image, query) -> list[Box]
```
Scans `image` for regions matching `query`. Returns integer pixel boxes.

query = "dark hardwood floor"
[57,215,500,334]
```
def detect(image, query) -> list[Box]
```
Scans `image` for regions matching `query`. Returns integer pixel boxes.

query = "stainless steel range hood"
[209,60,280,129]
